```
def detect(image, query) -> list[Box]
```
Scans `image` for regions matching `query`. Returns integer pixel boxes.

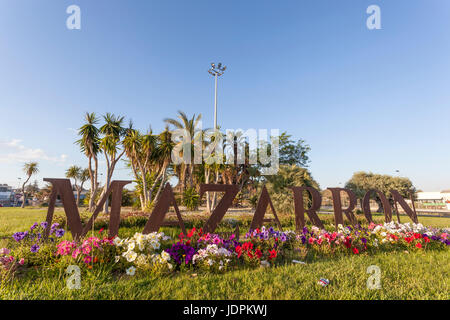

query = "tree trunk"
[211,169,220,210]
[205,167,211,213]
[153,167,167,203]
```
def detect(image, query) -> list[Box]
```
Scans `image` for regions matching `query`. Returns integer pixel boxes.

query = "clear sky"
[1,0,450,191]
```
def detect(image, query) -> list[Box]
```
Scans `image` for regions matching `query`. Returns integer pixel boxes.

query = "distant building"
[0,184,14,206]
[416,191,450,210]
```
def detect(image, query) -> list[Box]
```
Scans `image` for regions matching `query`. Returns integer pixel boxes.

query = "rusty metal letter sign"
[44,177,420,239]
[143,184,187,235]
[327,188,358,226]
[199,184,240,233]
[291,186,325,232]
[43,178,131,239]
[362,189,393,223]
[250,186,283,231]
[390,189,419,223]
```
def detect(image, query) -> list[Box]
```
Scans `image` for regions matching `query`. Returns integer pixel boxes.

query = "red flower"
[415,243,422,249]
[268,249,277,260]
[255,249,262,259]
[344,239,351,249]
[247,251,254,259]
[352,247,359,254]
[405,237,413,244]
[187,228,196,238]
[413,233,421,239]
[424,237,430,243]
[235,246,242,258]
[275,237,279,242]
[98,228,104,234]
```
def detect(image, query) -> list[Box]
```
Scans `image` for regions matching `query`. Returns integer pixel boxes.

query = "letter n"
[143,183,186,235]
[43,178,130,239]
[390,190,419,223]
[249,186,282,231]
[291,186,324,231]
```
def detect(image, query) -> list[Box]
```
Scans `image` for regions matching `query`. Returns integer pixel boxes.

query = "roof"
[416,192,444,200]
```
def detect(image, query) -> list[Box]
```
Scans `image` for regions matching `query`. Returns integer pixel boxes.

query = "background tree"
[76,112,100,212]
[65,165,90,207]
[345,171,416,212]
[21,162,39,208]
[164,110,202,191]
[265,164,319,215]
[99,113,126,213]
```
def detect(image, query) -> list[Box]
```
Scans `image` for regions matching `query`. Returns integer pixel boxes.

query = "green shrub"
[182,187,200,211]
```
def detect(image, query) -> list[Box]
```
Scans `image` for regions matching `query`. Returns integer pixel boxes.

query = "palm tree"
[152,127,175,202]
[164,111,202,191]
[76,112,100,212]
[66,165,81,205]
[99,113,126,213]
[21,162,39,208]
[65,166,90,207]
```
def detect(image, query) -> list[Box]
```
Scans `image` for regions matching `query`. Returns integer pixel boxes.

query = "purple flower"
[30,244,40,253]
[361,237,367,244]
[30,223,38,231]
[13,232,25,242]
[40,222,48,229]
[55,229,65,238]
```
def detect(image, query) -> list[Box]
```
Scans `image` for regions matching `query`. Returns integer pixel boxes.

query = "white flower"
[207,259,214,266]
[125,250,138,262]
[126,266,136,276]
[114,256,120,263]
[113,237,122,246]
[127,242,136,251]
[161,251,170,262]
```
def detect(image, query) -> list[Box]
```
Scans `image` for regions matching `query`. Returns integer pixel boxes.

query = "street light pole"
[214,73,218,130]
[208,62,226,131]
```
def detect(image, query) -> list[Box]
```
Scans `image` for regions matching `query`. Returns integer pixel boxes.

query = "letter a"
[366,5,381,30]
[66,5,81,30]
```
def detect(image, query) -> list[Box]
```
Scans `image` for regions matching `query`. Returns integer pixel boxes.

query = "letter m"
[43,178,131,239]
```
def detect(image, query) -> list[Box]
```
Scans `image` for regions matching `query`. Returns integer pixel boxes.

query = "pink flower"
[82,246,92,255]
[0,248,11,255]
[308,237,315,244]
[72,248,81,259]
[83,256,92,264]
[19,258,25,265]
[441,233,448,239]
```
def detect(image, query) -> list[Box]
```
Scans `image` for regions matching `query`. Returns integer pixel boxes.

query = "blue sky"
[1,0,450,191]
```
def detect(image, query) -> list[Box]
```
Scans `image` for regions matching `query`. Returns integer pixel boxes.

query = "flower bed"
[1,221,448,279]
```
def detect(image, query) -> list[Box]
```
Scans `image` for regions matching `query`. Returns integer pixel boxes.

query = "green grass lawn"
[0,207,449,300]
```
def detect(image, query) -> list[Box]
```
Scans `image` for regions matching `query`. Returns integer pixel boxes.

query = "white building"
[416,191,450,210]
